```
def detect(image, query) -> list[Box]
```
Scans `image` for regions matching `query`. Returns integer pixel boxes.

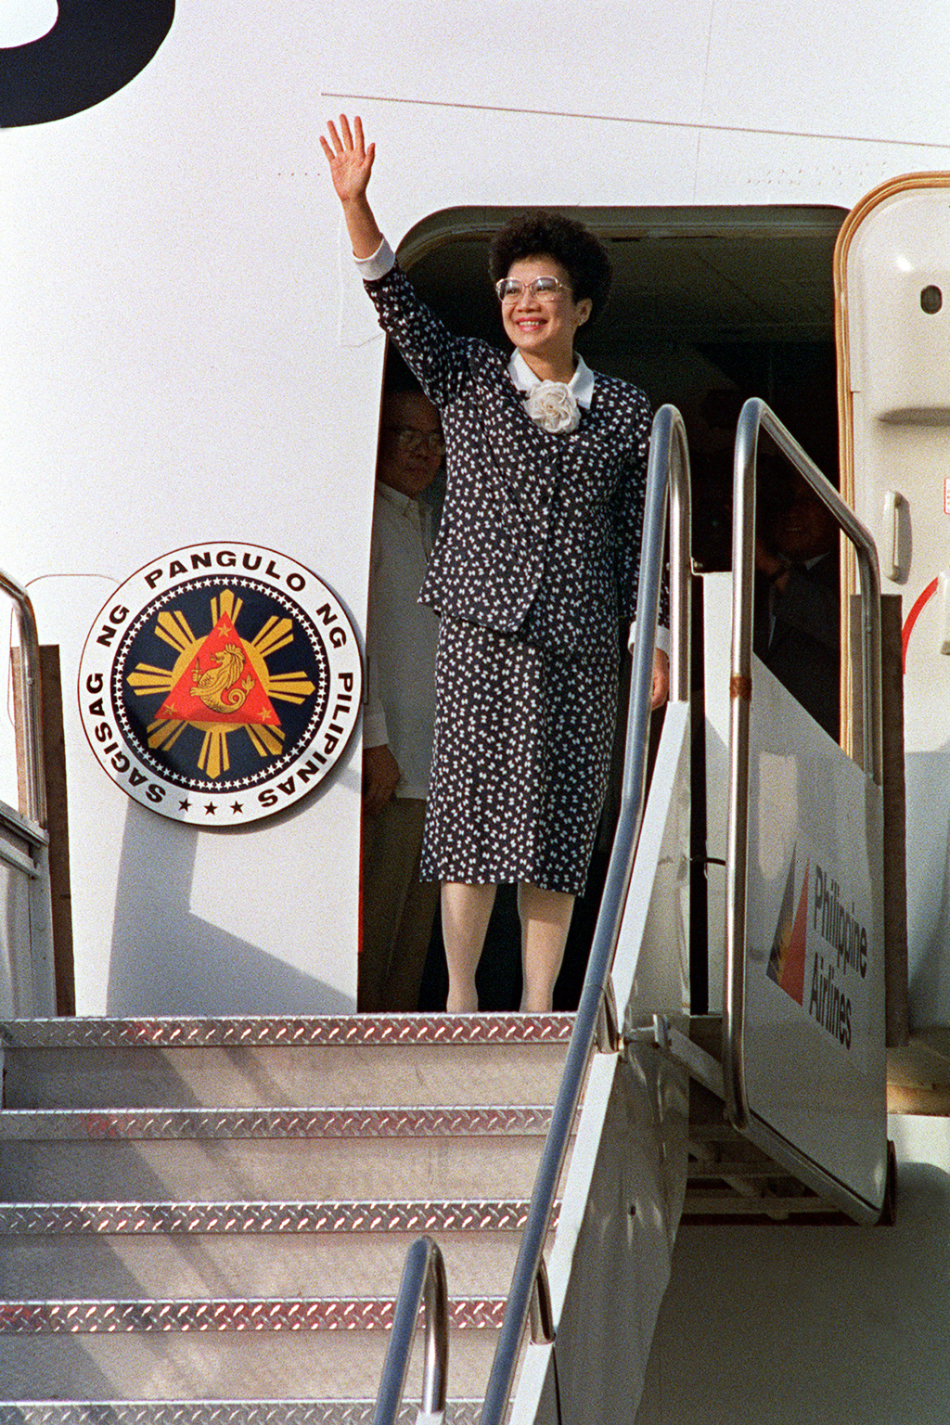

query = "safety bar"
[374,1235,448,1425]
[0,569,47,832]
[723,396,883,1133]
[480,405,692,1422]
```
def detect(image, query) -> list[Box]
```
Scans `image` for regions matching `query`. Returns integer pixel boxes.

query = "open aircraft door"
[837,176,950,1031]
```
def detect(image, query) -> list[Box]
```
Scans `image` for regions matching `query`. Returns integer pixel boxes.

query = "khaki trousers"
[359,797,439,1012]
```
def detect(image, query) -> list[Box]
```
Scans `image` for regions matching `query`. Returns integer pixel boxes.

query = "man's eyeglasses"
[385,426,445,455]
[494,276,572,303]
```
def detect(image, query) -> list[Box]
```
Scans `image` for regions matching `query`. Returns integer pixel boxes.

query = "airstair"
[0,1010,571,1416]
[0,401,891,1421]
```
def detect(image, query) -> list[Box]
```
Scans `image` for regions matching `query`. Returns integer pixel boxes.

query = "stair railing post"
[1,569,46,830]
[723,395,883,1137]
[374,1235,448,1425]
[0,567,54,1016]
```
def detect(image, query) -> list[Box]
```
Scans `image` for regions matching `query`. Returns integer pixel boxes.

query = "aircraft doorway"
[376,205,847,1012]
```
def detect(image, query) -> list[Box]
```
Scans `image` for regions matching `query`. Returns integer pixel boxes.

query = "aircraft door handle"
[881,489,904,581]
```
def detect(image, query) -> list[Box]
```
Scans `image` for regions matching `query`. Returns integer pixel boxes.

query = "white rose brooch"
[525,381,580,434]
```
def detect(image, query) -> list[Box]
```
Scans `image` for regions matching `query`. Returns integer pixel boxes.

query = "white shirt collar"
[375,479,415,515]
[507,350,595,409]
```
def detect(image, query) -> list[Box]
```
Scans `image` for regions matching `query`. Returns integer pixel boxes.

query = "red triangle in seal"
[157,613,280,726]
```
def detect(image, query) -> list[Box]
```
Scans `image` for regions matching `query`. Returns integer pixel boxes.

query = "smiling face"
[499,254,592,378]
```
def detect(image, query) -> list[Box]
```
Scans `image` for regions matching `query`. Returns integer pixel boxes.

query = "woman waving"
[322,116,668,1012]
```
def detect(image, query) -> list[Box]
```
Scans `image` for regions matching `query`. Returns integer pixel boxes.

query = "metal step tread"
[678,1021,887,1223]
[684,1126,855,1221]
[0,1296,507,1334]
[683,1187,848,1218]
[0,1105,553,1141]
[4,1041,570,1114]
[0,1405,483,1425]
[0,1134,550,1202]
[0,1013,574,1050]
[0,1197,552,1235]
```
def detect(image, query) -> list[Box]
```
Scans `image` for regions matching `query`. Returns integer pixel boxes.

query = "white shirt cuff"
[628,621,671,657]
[355,237,396,282]
[362,708,389,747]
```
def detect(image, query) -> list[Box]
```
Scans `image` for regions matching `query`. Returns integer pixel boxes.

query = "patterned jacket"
[364,260,664,659]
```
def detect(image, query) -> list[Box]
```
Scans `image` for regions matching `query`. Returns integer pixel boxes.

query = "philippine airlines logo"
[79,543,361,825]
[766,845,869,1052]
[766,846,810,1006]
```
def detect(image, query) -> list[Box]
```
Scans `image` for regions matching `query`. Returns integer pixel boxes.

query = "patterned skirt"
[420,616,619,894]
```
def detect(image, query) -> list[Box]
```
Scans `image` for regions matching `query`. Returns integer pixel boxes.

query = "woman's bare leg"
[517,883,576,1013]
[441,881,497,1012]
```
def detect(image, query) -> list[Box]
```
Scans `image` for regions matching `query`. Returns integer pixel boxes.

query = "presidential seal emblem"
[78,543,361,825]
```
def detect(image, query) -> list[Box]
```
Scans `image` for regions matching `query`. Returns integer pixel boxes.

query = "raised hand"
[320,114,383,259]
[321,114,375,205]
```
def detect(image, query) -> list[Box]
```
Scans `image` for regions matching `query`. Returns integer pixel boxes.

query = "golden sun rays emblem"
[79,545,362,826]
[126,588,315,782]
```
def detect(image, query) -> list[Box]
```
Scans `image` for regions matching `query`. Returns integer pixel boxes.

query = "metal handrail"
[723,395,883,1130]
[0,568,47,832]
[480,405,692,1422]
[374,1235,448,1425]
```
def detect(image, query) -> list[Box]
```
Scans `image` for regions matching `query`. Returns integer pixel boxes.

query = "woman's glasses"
[494,276,572,303]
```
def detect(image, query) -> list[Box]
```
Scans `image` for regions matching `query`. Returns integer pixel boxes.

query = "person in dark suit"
[322,115,669,1012]
[754,472,840,739]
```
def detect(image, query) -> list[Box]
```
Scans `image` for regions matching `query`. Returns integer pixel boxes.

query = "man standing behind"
[360,384,443,1011]
[755,472,840,740]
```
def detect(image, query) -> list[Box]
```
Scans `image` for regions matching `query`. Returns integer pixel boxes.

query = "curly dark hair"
[488,211,612,324]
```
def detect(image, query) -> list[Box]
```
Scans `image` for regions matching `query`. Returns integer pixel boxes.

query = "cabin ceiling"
[400,206,846,479]
[404,207,844,357]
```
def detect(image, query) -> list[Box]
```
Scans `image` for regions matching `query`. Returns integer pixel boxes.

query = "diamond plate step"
[0,1198,541,1235]
[0,1407,482,1425]
[0,1325,502,1399]
[1,1015,574,1114]
[0,1295,508,1333]
[0,1231,520,1301]
[4,1044,568,1112]
[0,1014,575,1048]
[0,1106,552,1141]
[0,1198,558,1300]
[0,1128,552,1202]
